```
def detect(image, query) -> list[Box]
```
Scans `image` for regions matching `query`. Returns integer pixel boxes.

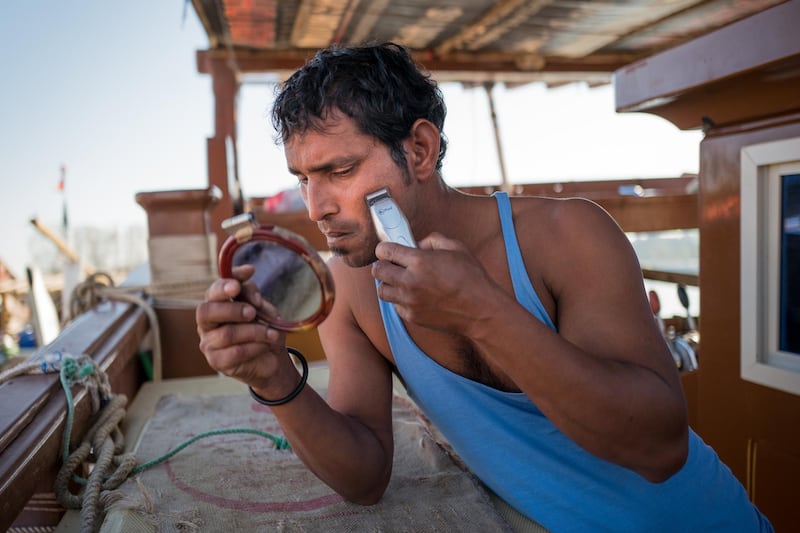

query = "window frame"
[740,136,800,395]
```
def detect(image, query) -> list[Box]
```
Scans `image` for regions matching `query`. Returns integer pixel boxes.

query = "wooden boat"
[2,1,799,530]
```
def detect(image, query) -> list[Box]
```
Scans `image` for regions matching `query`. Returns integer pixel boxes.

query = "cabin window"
[780,173,800,355]
[740,137,800,396]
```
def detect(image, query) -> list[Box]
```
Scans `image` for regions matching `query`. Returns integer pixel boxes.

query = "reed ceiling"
[190,0,786,86]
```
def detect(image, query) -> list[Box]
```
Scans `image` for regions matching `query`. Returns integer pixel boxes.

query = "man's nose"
[304,182,337,222]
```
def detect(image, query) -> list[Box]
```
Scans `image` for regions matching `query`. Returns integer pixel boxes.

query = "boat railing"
[0,297,149,531]
[250,174,699,287]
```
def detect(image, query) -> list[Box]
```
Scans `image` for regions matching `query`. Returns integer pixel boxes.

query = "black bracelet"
[248,347,309,406]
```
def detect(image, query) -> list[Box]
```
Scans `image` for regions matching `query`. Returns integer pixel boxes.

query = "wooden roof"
[190,0,786,85]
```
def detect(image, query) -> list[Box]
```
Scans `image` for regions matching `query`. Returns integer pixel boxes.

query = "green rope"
[59,357,81,466]
[131,428,292,475]
[137,350,154,381]
[58,356,292,485]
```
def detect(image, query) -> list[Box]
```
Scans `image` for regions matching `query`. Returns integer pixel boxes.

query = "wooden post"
[135,188,222,379]
[199,53,241,252]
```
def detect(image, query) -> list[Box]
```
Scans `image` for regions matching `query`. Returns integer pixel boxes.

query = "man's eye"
[332,167,353,177]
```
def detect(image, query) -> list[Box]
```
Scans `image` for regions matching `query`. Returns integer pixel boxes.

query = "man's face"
[284,110,411,268]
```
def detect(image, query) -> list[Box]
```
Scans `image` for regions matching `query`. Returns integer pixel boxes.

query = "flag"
[58,163,66,192]
[59,164,68,232]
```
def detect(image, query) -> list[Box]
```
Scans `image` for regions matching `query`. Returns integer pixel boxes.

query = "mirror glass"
[232,241,322,323]
[218,225,334,332]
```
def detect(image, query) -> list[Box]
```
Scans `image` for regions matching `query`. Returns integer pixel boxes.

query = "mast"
[484,82,511,193]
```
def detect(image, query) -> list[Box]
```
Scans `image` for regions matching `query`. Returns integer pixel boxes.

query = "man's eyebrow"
[288,156,359,176]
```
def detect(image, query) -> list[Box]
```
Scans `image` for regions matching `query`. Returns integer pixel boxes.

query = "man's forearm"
[264,384,394,504]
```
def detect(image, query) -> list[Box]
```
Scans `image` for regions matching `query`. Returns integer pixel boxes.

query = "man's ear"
[406,119,440,182]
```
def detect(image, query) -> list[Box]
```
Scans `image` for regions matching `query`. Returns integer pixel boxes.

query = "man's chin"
[330,246,376,268]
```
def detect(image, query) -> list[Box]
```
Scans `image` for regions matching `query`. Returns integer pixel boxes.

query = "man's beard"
[329,242,378,268]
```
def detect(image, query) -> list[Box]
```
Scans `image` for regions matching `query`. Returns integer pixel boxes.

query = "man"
[197,43,772,532]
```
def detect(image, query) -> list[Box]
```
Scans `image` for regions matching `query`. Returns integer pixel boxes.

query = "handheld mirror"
[218,213,334,332]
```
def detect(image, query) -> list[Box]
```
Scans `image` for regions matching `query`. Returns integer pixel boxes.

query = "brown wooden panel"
[286,328,326,362]
[638,67,800,131]
[0,385,49,456]
[135,188,221,237]
[595,194,698,233]
[208,136,235,253]
[697,116,800,530]
[614,1,800,130]
[154,304,217,379]
[751,440,800,533]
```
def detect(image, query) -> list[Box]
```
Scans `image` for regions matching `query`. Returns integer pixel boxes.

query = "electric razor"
[365,188,416,247]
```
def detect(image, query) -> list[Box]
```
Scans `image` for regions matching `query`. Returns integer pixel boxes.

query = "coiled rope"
[52,354,136,532]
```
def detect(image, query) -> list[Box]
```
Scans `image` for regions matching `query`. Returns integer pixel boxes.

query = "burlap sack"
[102,393,511,532]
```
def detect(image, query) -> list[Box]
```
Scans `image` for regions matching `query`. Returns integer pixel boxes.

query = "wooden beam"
[459,176,696,199]
[614,0,800,129]
[196,47,632,81]
[642,268,699,287]
[460,179,698,233]
[197,53,240,250]
[595,194,698,233]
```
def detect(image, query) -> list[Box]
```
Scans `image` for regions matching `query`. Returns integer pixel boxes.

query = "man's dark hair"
[271,42,448,173]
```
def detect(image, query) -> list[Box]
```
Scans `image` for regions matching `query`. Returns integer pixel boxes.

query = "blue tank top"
[378,191,772,532]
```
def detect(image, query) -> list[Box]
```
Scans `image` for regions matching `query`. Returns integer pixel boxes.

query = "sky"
[1,1,702,283]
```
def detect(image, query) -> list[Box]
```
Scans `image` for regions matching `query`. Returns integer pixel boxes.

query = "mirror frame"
[218,223,334,332]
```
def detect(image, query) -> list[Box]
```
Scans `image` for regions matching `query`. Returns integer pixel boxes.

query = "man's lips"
[320,226,353,244]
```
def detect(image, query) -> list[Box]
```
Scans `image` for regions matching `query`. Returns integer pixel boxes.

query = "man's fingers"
[204,278,245,302]
[203,341,272,375]
[371,257,407,287]
[232,264,256,280]
[417,232,464,252]
[240,280,264,309]
[196,300,256,331]
[200,321,271,350]
[375,241,417,267]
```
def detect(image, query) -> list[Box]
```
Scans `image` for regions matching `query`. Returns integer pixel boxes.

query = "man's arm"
[372,198,688,482]
[279,257,395,504]
[196,261,394,504]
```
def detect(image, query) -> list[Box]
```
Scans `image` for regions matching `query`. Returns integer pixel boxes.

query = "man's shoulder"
[509,194,611,230]
[503,195,623,267]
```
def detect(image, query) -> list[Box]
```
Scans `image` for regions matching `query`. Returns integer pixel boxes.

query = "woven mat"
[101,393,511,532]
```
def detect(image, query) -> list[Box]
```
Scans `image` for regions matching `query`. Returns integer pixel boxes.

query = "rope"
[0,358,41,382]
[131,428,291,474]
[66,270,221,383]
[69,272,166,382]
